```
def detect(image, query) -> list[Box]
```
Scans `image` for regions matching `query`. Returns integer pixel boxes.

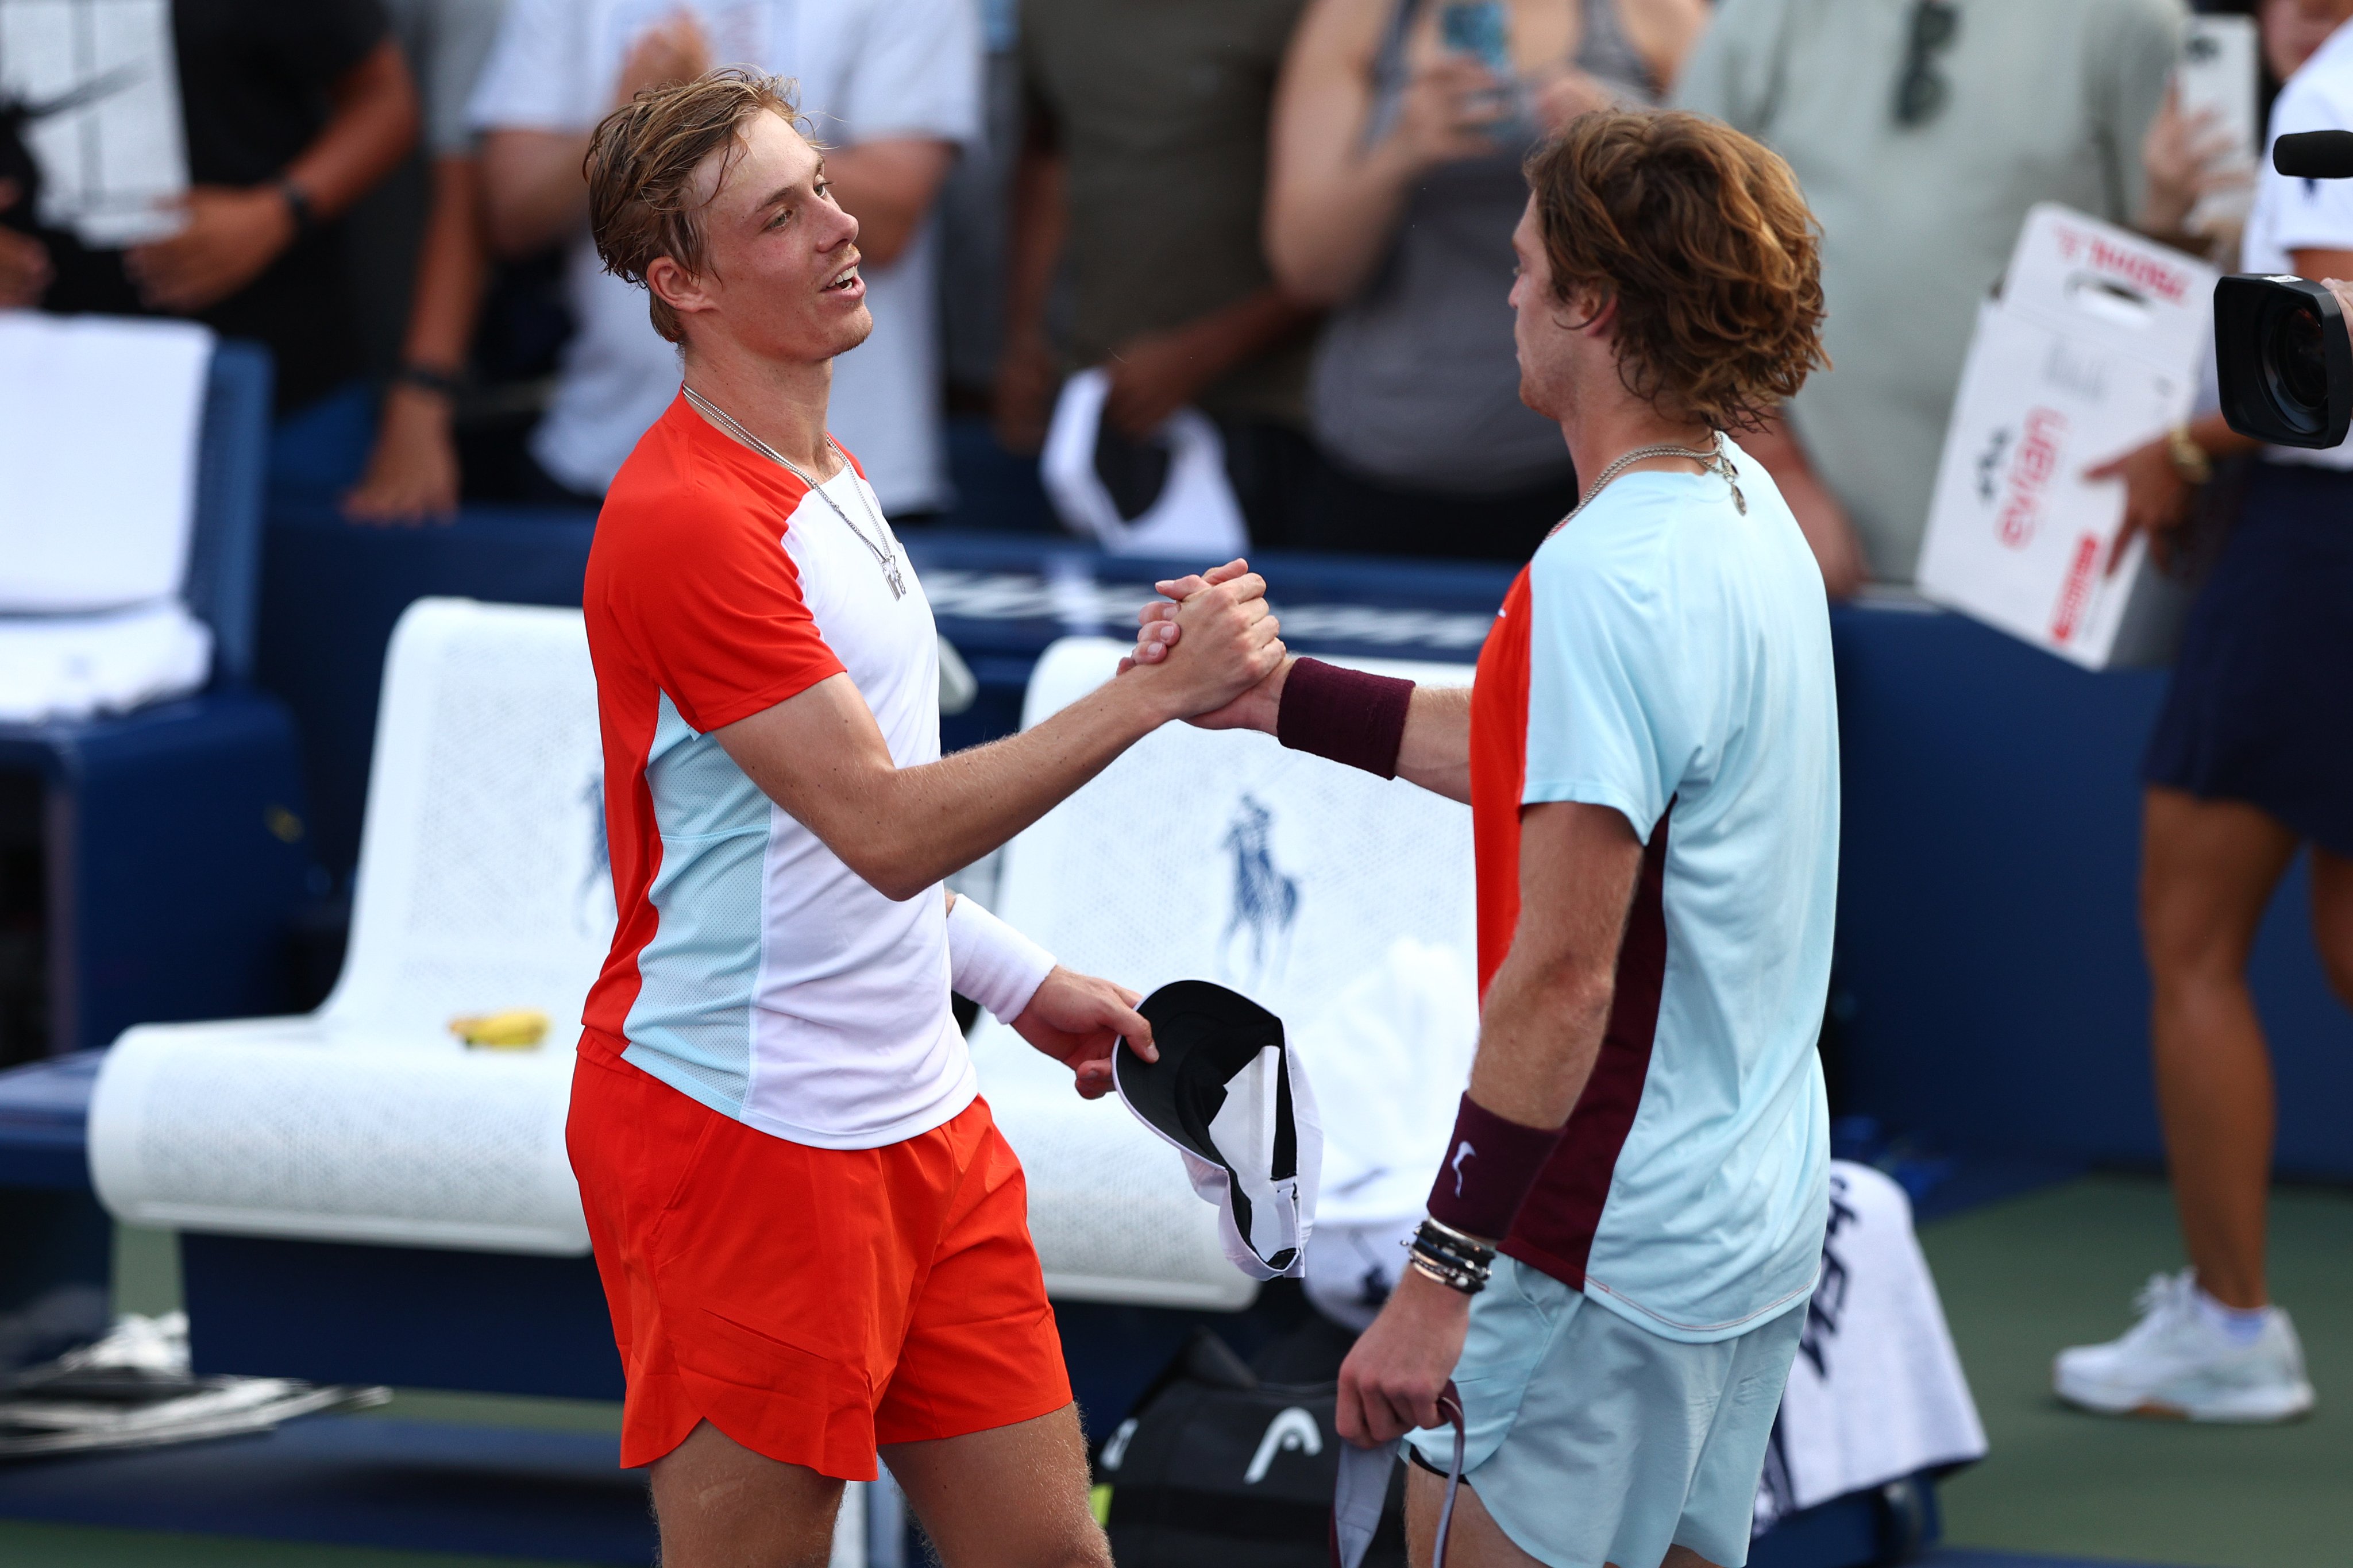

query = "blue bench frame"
[0,342,309,1370]
[0,342,310,1060]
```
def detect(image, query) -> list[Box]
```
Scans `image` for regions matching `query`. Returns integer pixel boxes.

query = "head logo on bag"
[1099,1416,1140,1472]
[1244,1407,1323,1484]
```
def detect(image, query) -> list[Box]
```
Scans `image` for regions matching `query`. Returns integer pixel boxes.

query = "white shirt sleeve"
[2262,44,2353,257]
[823,0,981,146]
[466,0,595,133]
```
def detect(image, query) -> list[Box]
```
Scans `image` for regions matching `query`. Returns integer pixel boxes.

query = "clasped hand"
[1117,558,1286,724]
[1122,559,1292,732]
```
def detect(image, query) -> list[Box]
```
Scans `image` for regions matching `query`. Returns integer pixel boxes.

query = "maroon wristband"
[1275,657,1413,778]
[1426,1094,1565,1242]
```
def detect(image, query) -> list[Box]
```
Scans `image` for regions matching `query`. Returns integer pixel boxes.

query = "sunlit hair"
[1523,110,1828,432]
[585,67,812,344]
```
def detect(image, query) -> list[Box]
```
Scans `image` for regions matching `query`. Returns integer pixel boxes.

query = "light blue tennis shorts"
[1403,1257,1805,1568]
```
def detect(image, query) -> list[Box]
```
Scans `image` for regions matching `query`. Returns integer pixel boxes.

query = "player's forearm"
[287,40,421,219]
[481,130,593,258]
[1395,684,1472,802]
[1252,657,1471,802]
[1464,941,1613,1133]
[843,679,1170,901]
[1449,801,1646,1183]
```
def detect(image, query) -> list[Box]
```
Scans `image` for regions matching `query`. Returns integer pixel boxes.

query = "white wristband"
[946,895,1057,1021]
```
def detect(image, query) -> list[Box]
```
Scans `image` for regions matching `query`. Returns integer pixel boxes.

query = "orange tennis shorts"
[568,1031,1073,1477]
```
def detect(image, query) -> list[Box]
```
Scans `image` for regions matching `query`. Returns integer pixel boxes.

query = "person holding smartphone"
[1672,0,2178,596]
[1265,0,1707,561]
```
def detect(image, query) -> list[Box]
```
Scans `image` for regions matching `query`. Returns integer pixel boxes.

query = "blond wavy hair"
[1524,110,1829,431]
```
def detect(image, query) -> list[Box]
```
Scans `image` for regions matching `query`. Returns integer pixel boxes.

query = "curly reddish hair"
[1523,110,1828,431]
[585,68,813,344]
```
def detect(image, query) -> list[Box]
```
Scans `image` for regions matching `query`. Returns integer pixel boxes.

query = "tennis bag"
[1096,1330,1406,1568]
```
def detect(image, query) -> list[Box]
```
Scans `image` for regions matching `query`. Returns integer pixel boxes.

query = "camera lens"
[2278,307,2329,405]
[2215,273,2350,449]
[2261,298,2331,434]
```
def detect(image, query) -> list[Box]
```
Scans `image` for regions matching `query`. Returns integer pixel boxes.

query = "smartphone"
[2178,14,2259,229]
[1439,1,1514,83]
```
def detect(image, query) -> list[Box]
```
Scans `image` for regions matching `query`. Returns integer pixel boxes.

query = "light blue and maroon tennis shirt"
[1468,438,1837,1343]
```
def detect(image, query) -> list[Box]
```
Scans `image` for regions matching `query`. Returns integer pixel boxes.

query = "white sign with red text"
[1918,205,2217,669]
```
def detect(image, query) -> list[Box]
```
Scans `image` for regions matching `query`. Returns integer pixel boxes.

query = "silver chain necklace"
[1548,431,1746,539]
[682,383,907,599]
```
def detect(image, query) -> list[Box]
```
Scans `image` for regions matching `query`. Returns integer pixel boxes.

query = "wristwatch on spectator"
[2165,423,2215,486]
[394,362,465,400]
[275,175,317,240]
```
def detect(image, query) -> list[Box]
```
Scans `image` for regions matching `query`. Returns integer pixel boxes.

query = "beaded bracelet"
[1407,1250,1486,1295]
[1406,1217,1496,1295]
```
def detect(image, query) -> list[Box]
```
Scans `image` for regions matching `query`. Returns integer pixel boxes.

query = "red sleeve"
[614,492,846,734]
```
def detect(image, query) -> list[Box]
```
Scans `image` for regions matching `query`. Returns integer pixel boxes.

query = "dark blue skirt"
[2143,461,2353,858]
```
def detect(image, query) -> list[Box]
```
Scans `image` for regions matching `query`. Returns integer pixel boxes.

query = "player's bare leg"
[883,1403,1109,1568]
[649,1418,846,1568]
[1404,1466,1540,1568]
[1404,1465,1727,1568]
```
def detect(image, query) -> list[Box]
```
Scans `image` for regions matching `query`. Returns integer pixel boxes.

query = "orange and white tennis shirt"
[580,394,973,1149]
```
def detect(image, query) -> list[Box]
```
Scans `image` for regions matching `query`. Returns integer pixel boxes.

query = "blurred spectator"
[0,0,421,492]
[937,0,1022,400]
[996,0,1321,545]
[2262,0,2348,92]
[344,0,511,524]
[2136,76,2254,262]
[469,0,979,515]
[2053,0,2353,1424]
[1673,0,2180,592]
[1266,0,1706,561]
[2137,0,2335,263]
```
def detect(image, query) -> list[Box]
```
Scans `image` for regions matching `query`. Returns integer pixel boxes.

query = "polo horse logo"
[1220,793,1299,986]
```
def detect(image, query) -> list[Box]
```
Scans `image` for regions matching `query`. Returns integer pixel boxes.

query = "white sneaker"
[2054,1270,2315,1423]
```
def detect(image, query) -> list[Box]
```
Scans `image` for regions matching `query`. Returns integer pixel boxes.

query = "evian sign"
[1994,407,2069,548]
[1920,203,2209,669]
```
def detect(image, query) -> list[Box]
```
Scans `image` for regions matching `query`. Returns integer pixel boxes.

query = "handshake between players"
[573,65,1834,1568]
